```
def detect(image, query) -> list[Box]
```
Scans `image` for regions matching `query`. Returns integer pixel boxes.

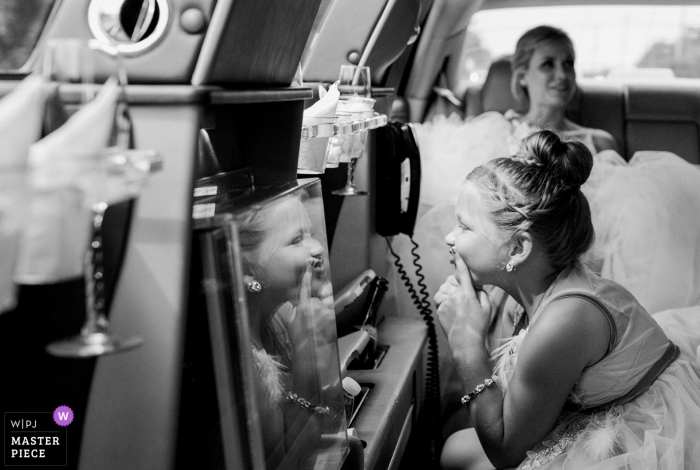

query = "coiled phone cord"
[386,236,443,454]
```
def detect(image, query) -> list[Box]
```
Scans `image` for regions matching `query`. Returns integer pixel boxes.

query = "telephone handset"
[375,122,421,237]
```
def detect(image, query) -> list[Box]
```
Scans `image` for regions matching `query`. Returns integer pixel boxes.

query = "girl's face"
[521,40,576,109]
[444,182,509,287]
[255,198,325,304]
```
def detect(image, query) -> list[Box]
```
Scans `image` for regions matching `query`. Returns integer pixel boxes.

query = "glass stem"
[81,201,109,336]
[345,159,357,189]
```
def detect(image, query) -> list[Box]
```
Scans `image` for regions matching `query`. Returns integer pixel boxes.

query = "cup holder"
[348,383,374,427]
[348,344,388,370]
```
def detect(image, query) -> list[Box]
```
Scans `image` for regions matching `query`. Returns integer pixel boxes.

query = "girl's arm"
[437,258,610,468]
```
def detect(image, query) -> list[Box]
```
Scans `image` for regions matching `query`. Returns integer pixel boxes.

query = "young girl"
[435,130,700,469]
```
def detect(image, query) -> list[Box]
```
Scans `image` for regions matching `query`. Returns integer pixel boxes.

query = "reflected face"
[255,197,325,304]
[522,41,576,109]
[444,183,508,287]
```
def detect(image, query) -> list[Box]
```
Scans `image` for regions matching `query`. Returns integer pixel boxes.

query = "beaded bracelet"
[461,377,495,405]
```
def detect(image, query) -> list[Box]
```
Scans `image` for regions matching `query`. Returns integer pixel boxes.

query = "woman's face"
[522,40,576,109]
[444,182,509,287]
[255,197,325,305]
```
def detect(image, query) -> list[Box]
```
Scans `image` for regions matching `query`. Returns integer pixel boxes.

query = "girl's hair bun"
[517,130,593,188]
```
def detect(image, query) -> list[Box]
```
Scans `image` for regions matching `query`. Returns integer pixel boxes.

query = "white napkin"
[0,74,46,312]
[0,74,46,170]
[15,78,120,284]
[304,81,340,118]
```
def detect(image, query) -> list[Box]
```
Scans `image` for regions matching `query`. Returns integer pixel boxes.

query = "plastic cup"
[337,97,375,162]
[334,110,364,163]
[326,112,351,168]
[298,116,337,174]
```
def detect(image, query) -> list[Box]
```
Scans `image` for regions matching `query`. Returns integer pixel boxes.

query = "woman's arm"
[437,259,611,468]
[591,129,619,153]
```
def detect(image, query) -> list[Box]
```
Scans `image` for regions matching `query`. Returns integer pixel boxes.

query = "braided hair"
[466,130,594,271]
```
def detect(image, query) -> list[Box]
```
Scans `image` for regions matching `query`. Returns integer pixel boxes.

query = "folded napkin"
[0,74,46,312]
[0,74,46,170]
[15,78,120,284]
[304,81,340,118]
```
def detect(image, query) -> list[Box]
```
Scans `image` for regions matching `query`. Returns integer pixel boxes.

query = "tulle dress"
[492,262,700,469]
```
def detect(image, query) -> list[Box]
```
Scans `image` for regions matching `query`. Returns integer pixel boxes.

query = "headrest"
[481,56,520,114]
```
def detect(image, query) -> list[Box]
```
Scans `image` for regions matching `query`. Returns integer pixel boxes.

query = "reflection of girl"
[238,194,340,470]
[436,130,700,470]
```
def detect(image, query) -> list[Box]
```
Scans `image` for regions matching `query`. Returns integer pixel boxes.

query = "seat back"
[625,84,700,164]
[464,56,520,117]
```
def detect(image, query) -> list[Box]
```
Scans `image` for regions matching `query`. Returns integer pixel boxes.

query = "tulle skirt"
[518,358,700,469]
[518,307,700,469]
[584,151,700,314]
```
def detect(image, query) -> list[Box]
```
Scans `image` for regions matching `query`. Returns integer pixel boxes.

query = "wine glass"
[331,96,375,196]
[42,38,98,104]
[333,65,372,196]
[45,40,161,358]
[337,65,371,98]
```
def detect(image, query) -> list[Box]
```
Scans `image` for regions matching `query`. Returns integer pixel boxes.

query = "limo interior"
[2,0,700,469]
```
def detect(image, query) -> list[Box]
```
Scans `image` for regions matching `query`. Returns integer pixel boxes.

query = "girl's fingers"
[299,262,313,303]
[454,255,476,297]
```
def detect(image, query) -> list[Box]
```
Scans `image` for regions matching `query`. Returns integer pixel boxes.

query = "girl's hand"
[435,255,492,346]
[287,262,316,341]
[291,261,334,344]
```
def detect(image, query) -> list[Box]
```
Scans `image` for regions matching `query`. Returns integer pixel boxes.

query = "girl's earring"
[246,279,262,292]
[519,79,526,87]
[506,260,514,272]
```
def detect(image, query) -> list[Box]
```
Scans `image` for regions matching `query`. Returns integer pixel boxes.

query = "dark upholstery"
[625,85,700,164]
[465,57,521,117]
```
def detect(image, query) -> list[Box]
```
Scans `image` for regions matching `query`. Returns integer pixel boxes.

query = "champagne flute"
[331,96,375,197]
[46,40,160,358]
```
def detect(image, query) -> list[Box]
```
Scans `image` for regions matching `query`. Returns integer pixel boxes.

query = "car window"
[460,5,700,87]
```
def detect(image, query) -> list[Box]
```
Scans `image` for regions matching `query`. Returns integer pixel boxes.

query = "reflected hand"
[435,254,491,346]
[290,261,316,337]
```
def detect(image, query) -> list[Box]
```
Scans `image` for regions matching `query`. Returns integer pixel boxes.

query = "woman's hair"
[510,25,576,110]
[466,130,594,271]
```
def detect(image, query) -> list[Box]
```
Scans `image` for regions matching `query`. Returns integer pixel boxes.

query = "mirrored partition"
[190,178,348,470]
